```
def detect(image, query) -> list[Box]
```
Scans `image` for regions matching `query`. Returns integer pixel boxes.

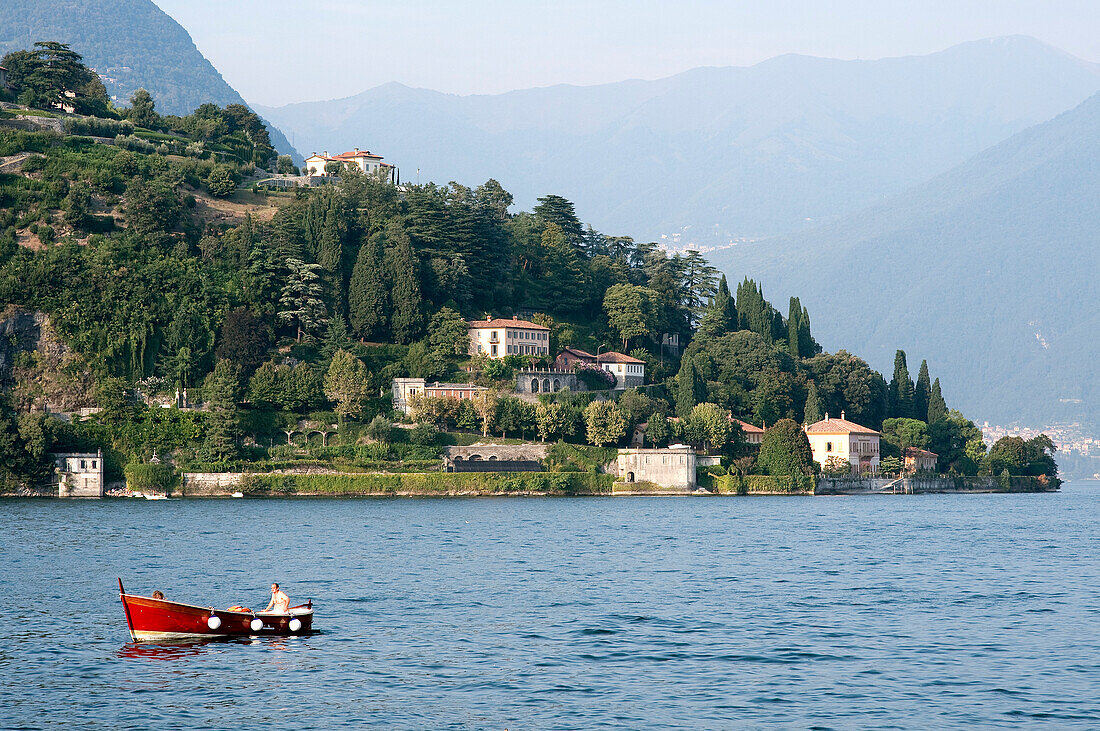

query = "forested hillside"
[0,51,1055,492]
[0,0,299,160]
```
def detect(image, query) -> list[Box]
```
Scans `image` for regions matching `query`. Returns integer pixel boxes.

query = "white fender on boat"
[207,615,222,630]
[250,618,263,632]
[288,617,302,632]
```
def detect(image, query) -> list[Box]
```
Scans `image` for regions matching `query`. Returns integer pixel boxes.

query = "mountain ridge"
[256,36,1100,239]
[709,92,1100,428]
[0,0,300,161]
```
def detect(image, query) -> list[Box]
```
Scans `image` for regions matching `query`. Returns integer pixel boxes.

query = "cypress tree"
[927,378,948,423]
[674,354,705,418]
[798,304,816,356]
[889,349,915,419]
[697,274,736,338]
[787,297,802,358]
[384,221,424,344]
[914,360,932,422]
[348,235,388,340]
[803,381,823,424]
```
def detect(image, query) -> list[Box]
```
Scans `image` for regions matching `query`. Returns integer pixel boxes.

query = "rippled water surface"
[2,485,1099,729]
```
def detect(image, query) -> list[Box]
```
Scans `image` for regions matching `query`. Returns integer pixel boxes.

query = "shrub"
[409,423,439,445]
[123,462,178,493]
[64,117,134,138]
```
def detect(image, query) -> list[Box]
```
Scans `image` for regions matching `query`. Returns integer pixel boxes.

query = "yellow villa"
[804,412,881,474]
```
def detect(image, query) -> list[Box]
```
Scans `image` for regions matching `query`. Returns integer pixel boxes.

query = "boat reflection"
[118,633,311,660]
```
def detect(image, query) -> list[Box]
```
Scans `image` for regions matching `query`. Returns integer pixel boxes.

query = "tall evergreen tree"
[278,258,328,342]
[914,360,932,422]
[787,297,803,358]
[681,250,719,327]
[348,236,388,340]
[533,195,585,248]
[384,221,424,344]
[798,304,817,356]
[888,349,915,419]
[674,354,706,418]
[927,378,948,424]
[697,274,736,338]
[803,381,824,424]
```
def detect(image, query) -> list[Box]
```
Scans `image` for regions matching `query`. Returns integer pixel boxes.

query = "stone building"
[53,450,105,497]
[392,378,488,415]
[443,444,549,472]
[515,368,579,395]
[903,447,938,473]
[612,446,697,491]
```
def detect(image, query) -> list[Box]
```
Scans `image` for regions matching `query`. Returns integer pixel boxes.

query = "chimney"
[841,410,846,420]
[354,147,359,153]
[513,315,518,320]
[824,412,829,421]
[323,150,328,157]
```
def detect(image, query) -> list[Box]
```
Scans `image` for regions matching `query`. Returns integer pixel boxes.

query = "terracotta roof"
[558,347,595,359]
[805,413,880,436]
[425,382,486,391]
[468,317,549,330]
[730,418,764,433]
[903,447,938,458]
[596,351,645,364]
[334,150,382,160]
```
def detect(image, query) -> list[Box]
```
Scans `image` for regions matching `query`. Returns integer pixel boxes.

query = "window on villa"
[80,460,86,469]
[826,442,833,451]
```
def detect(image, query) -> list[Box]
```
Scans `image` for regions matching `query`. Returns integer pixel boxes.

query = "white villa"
[804,412,881,474]
[468,316,550,359]
[304,148,397,182]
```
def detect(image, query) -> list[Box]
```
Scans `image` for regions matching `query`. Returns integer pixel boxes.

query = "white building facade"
[467,317,550,359]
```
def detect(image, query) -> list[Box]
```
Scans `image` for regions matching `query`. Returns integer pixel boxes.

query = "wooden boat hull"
[119,579,313,641]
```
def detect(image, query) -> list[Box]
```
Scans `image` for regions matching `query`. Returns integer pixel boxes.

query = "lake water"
[2,484,1098,729]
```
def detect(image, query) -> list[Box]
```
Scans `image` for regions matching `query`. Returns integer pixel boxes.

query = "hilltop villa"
[304,148,397,182]
[804,412,881,474]
[467,316,550,359]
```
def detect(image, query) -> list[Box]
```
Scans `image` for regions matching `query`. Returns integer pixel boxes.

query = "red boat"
[118,579,314,641]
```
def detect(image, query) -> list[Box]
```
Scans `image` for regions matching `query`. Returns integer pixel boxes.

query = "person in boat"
[151,590,164,600]
[263,583,290,614]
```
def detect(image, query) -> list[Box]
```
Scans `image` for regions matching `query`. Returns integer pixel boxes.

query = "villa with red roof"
[468,316,550,359]
[304,148,396,182]
[553,347,645,390]
[804,412,881,474]
[731,418,765,445]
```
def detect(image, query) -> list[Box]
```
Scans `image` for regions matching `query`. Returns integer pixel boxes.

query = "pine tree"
[348,236,388,340]
[927,378,948,423]
[914,360,931,422]
[384,221,423,344]
[803,381,823,424]
[888,349,915,419]
[278,257,328,342]
[203,359,241,461]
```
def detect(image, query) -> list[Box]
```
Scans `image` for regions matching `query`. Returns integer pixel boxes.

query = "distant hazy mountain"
[0,0,299,160]
[709,92,1100,429]
[258,37,1100,242]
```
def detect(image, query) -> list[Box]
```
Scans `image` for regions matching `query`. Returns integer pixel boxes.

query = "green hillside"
[0,58,1054,491]
[0,0,299,160]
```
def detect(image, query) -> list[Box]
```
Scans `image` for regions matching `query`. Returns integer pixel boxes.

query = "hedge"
[240,471,614,496]
[713,474,815,495]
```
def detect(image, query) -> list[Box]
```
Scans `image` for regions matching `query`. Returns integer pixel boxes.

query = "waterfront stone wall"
[176,472,244,496]
[815,475,1055,494]
[443,444,549,472]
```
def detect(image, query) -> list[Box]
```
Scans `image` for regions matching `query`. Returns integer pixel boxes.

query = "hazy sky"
[152,0,1100,107]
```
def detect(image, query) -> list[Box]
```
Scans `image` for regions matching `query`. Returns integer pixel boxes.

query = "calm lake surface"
[2,484,1098,729]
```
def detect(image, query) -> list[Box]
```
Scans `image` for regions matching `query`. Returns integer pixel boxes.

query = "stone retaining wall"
[176,472,244,496]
